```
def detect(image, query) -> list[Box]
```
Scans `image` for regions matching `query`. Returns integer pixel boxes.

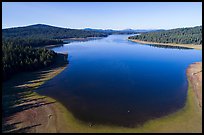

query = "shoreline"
[43,37,105,49]
[186,62,202,108]
[128,39,202,50]
[2,57,202,132]
[44,44,64,49]
[2,53,69,133]
[62,37,104,42]
[39,61,202,132]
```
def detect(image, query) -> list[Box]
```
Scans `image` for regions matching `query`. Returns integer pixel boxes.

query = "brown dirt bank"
[129,39,202,50]
[2,53,70,133]
[186,62,202,108]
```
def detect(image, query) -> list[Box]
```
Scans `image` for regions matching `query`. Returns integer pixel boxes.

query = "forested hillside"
[2,24,108,47]
[128,26,202,45]
[2,41,58,80]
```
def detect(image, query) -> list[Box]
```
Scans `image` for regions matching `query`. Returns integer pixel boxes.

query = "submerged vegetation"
[2,66,202,132]
[129,26,202,45]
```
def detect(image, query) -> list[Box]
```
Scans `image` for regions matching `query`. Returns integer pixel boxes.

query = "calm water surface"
[37,35,202,127]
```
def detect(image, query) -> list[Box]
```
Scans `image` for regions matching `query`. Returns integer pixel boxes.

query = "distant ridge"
[3,24,63,30]
[2,24,108,47]
[2,24,108,39]
[83,28,162,34]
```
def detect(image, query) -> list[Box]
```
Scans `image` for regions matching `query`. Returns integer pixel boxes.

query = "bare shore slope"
[186,62,202,108]
[2,53,70,133]
[129,39,202,50]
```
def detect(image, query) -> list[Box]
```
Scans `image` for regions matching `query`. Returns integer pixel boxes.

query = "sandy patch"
[129,39,202,50]
[186,62,202,108]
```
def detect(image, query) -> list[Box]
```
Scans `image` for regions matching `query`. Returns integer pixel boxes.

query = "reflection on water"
[37,34,202,127]
[63,37,105,43]
[143,44,193,49]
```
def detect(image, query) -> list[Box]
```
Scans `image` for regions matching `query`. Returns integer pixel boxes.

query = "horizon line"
[2,23,202,31]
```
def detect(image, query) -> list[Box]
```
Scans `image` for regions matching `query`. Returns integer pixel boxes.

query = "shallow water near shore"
[37,34,202,127]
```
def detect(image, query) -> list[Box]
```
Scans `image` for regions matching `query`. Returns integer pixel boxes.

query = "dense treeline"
[2,42,57,81]
[3,24,108,47]
[2,38,63,47]
[128,26,202,45]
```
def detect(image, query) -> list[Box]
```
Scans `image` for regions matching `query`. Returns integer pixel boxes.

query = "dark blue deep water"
[37,35,202,127]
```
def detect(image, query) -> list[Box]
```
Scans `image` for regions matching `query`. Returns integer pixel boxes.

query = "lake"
[37,34,202,127]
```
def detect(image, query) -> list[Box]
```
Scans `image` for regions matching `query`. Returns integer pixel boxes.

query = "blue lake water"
[37,35,202,127]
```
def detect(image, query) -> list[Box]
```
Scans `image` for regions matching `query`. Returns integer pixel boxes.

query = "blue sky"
[2,2,202,30]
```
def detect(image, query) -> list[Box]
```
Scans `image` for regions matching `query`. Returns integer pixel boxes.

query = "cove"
[37,35,202,127]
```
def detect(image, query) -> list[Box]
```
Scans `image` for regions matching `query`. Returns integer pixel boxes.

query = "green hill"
[2,24,108,47]
[128,26,202,45]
